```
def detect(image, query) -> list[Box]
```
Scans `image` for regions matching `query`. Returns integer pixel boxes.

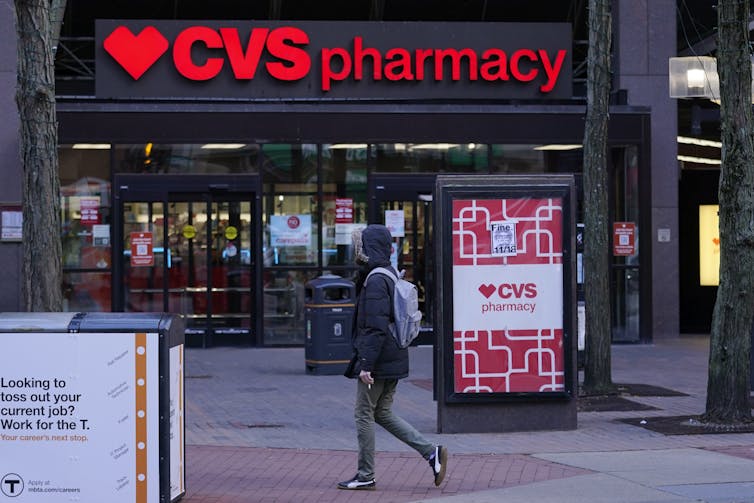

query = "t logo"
[1,473,24,496]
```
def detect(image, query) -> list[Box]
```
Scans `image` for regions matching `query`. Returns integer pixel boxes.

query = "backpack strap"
[366,266,397,285]
[365,267,396,322]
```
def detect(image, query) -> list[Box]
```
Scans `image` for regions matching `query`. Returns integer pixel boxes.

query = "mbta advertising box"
[434,175,577,433]
[0,313,185,503]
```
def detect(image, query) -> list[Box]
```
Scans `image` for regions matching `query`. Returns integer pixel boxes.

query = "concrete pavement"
[180,335,754,502]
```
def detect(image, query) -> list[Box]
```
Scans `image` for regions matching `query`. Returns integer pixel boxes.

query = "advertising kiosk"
[0,312,185,502]
[434,175,577,433]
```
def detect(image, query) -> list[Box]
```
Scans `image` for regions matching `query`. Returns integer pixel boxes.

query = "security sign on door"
[613,222,636,256]
[130,231,154,267]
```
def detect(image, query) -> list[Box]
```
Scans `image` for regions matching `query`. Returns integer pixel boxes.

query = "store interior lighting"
[408,143,460,150]
[676,136,721,166]
[677,136,722,148]
[200,144,246,149]
[533,144,582,151]
[72,144,111,149]
[327,144,368,149]
[677,155,721,165]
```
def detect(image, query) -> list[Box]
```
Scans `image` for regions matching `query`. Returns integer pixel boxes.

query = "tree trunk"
[15,0,63,311]
[50,0,66,53]
[703,0,754,424]
[582,0,614,394]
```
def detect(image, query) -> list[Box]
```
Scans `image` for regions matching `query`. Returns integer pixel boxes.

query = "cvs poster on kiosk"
[452,198,565,394]
[0,332,160,502]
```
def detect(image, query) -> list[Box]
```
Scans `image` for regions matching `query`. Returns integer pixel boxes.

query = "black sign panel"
[95,20,572,101]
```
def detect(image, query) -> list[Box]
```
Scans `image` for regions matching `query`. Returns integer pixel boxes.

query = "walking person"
[338,224,448,491]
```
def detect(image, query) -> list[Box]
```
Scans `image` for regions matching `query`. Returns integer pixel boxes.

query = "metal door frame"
[112,174,263,345]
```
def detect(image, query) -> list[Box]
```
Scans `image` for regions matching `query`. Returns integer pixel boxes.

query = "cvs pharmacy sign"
[96,20,572,101]
[103,25,310,82]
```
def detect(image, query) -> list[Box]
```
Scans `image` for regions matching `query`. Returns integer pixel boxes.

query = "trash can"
[0,312,185,503]
[304,275,356,375]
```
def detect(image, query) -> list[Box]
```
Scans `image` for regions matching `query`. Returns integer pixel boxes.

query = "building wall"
[0,1,22,311]
[614,0,679,337]
[0,2,680,335]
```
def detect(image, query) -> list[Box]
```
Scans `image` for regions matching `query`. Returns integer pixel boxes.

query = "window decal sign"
[452,198,565,393]
[612,221,636,256]
[130,232,154,267]
[334,198,353,224]
[270,214,311,247]
[0,204,22,241]
[384,210,405,238]
[79,197,101,225]
[96,20,572,100]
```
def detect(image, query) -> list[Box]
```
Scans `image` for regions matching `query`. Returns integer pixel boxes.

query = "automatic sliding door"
[115,174,260,345]
[204,199,254,336]
[166,200,210,336]
[165,197,254,340]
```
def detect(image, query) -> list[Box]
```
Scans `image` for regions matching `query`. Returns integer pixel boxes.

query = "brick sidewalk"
[181,445,589,503]
[177,337,754,502]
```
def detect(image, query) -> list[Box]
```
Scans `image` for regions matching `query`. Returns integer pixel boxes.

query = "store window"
[261,144,318,266]
[374,143,488,173]
[261,143,318,345]
[321,143,369,272]
[59,144,112,312]
[490,144,547,172]
[114,143,259,174]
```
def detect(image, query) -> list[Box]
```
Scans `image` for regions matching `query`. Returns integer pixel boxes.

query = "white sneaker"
[337,474,376,490]
[429,445,448,486]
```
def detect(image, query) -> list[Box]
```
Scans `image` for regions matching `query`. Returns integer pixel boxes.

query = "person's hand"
[359,370,374,385]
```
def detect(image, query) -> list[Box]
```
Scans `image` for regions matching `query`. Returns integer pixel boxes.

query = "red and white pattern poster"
[452,198,565,393]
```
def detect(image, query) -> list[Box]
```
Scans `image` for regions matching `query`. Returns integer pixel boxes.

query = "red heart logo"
[104,26,169,80]
[478,284,496,299]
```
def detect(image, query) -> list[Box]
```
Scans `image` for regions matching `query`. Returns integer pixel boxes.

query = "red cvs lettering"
[173,26,311,81]
[497,283,537,299]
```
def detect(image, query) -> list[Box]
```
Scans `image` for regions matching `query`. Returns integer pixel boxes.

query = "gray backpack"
[366,267,423,348]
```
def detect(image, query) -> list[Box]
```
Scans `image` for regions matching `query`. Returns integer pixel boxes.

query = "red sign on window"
[335,198,354,224]
[130,232,154,267]
[613,222,636,256]
[79,197,100,225]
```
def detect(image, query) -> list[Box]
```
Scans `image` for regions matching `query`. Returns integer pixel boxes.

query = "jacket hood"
[360,224,392,267]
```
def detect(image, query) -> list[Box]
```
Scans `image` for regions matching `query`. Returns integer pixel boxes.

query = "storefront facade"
[0,2,679,346]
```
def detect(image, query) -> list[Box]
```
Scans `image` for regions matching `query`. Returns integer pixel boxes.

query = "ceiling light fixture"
[327,144,368,149]
[409,143,460,150]
[677,136,722,148]
[677,155,721,165]
[72,144,111,150]
[533,144,583,151]
[200,144,246,150]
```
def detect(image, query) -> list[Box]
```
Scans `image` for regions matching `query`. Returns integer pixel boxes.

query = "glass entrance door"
[370,174,435,345]
[113,175,260,346]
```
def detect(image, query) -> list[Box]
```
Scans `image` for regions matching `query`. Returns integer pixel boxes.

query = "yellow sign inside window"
[699,205,719,286]
[182,224,196,240]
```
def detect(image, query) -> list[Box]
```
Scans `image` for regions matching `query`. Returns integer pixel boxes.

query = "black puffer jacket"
[346,224,409,380]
